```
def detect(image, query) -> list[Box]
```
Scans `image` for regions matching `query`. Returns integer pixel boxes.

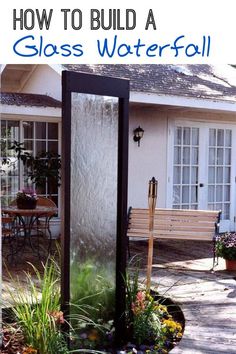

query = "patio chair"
[8,199,26,236]
[2,215,16,262]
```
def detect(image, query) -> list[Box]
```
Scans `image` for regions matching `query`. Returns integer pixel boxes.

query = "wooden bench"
[127,207,221,268]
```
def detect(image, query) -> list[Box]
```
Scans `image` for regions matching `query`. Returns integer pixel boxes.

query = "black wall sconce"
[133,126,144,147]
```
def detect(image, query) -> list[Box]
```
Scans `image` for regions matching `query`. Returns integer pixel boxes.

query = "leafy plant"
[5,258,69,354]
[70,260,115,322]
[69,260,115,350]
[124,260,183,352]
[5,140,61,194]
[124,258,142,338]
[216,233,236,260]
[131,290,162,345]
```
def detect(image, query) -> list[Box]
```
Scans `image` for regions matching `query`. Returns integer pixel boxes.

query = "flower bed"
[71,266,184,353]
[120,291,184,354]
[1,259,184,354]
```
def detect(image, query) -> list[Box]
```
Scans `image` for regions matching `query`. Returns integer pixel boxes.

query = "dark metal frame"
[61,70,129,344]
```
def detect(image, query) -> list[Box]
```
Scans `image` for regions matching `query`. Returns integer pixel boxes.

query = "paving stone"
[130,240,236,354]
[3,239,236,353]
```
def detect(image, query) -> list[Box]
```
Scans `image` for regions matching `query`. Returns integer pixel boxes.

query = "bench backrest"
[127,207,221,241]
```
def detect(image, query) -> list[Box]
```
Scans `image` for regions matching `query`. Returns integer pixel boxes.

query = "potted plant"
[216,233,236,270]
[16,188,38,209]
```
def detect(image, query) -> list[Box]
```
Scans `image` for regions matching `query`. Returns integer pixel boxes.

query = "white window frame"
[1,114,61,216]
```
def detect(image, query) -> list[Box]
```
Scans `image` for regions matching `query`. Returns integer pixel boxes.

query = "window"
[172,126,199,209]
[23,121,59,206]
[1,120,20,206]
[1,119,60,207]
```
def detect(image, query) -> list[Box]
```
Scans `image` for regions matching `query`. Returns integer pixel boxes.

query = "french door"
[168,121,236,232]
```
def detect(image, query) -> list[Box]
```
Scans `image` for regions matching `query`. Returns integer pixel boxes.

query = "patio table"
[2,205,58,260]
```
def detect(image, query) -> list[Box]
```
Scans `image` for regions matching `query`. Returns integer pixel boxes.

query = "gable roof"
[63,64,236,103]
[0,92,61,108]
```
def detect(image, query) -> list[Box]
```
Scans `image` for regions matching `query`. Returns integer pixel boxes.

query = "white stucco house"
[1,64,236,233]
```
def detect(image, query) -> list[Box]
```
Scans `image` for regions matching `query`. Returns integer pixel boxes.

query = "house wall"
[128,106,236,209]
[21,65,61,100]
[128,106,168,208]
[170,109,236,123]
[18,64,236,211]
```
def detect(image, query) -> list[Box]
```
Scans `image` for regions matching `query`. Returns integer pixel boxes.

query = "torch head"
[148,177,158,199]
[148,177,158,212]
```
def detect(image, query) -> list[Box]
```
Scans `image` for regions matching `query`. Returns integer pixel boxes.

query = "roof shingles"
[63,64,236,103]
[0,92,61,108]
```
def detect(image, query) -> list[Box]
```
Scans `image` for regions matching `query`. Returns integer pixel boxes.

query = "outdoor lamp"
[133,126,144,146]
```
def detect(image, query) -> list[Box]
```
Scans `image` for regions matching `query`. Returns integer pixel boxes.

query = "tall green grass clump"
[69,260,116,350]
[6,258,68,354]
[70,260,115,322]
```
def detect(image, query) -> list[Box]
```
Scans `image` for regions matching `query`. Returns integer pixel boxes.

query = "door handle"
[199,183,204,187]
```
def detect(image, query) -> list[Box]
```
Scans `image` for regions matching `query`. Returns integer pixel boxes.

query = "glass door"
[208,128,232,231]
[170,122,235,232]
[172,126,200,209]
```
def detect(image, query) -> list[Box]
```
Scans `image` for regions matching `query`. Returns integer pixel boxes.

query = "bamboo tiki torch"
[146,177,158,291]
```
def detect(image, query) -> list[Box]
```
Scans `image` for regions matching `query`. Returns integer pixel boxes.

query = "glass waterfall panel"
[70,93,118,347]
[208,128,231,219]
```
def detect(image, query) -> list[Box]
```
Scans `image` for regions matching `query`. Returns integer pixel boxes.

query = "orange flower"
[88,329,99,341]
[48,310,65,324]
[23,346,38,354]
